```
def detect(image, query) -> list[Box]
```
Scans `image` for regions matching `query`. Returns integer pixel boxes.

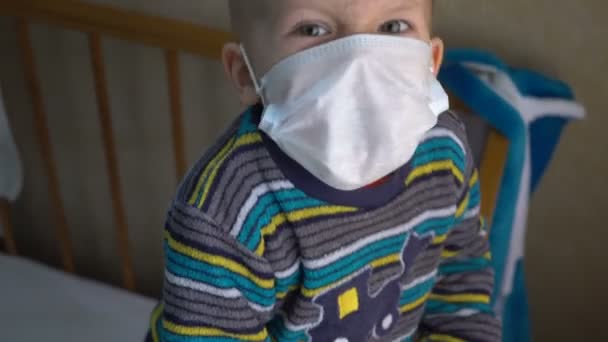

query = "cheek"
[287,37,333,56]
[250,37,296,77]
[260,38,332,74]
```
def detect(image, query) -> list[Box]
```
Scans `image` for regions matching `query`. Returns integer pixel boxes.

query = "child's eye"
[297,23,331,37]
[379,20,411,34]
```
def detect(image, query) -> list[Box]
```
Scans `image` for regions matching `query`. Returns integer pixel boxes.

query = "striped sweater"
[148,105,501,342]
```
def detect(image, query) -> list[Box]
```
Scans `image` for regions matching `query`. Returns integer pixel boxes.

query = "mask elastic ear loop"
[240,44,266,106]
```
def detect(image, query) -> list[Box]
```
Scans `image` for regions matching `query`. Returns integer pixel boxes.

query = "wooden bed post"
[0,199,18,255]
[166,49,187,182]
[479,131,509,229]
[16,18,76,272]
[449,92,509,231]
[88,33,136,291]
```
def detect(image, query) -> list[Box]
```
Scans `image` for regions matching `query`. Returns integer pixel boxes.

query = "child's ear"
[222,42,259,106]
[430,37,444,77]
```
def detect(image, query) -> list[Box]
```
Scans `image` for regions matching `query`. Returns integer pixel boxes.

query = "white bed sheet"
[0,254,156,342]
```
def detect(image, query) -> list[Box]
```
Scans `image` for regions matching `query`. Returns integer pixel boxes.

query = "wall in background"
[0,1,606,341]
[433,2,608,341]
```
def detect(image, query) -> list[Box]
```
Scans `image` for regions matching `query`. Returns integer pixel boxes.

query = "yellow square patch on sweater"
[338,288,360,319]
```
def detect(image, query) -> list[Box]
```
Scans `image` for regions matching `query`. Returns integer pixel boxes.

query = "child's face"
[224,0,442,106]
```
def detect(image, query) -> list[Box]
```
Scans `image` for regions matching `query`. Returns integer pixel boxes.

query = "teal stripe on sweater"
[161,330,269,342]
[268,317,308,342]
[276,269,301,293]
[413,150,466,171]
[412,216,456,236]
[400,278,436,305]
[304,237,406,289]
[165,246,275,306]
[237,109,260,136]
[165,259,275,307]
[238,189,312,244]
[425,300,494,315]
[469,185,481,207]
[415,138,465,159]
[438,257,492,275]
[243,198,327,250]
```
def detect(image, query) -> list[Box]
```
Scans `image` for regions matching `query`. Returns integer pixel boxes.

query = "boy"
[148,0,501,341]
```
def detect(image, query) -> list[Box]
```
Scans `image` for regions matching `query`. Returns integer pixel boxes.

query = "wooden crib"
[0,0,235,291]
[0,1,508,340]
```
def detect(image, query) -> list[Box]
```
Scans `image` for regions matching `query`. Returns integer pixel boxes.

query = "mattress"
[0,254,156,342]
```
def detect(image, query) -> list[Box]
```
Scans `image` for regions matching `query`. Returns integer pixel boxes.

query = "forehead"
[272,0,427,17]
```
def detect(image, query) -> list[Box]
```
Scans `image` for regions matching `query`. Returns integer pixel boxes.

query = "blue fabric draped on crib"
[439,49,585,342]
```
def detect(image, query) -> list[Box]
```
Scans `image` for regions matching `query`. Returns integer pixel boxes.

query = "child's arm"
[419,167,502,341]
[148,201,276,342]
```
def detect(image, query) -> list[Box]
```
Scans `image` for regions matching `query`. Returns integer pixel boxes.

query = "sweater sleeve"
[149,201,276,342]
[419,167,502,342]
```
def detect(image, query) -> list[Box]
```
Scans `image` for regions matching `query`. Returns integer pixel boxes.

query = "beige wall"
[1,1,606,341]
[433,2,608,341]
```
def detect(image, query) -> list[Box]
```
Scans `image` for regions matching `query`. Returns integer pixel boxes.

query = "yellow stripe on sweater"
[188,136,236,205]
[433,234,448,245]
[302,282,337,298]
[455,192,470,218]
[286,205,358,222]
[197,133,263,208]
[163,319,269,341]
[469,169,479,187]
[425,334,467,342]
[440,249,460,259]
[277,285,299,299]
[254,205,358,256]
[254,215,287,256]
[370,254,400,268]
[165,231,274,289]
[429,293,490,304]
[301,253,397,298]
[400,291,431,313]
[150,303,164,342]
[301,274,363,299]
[406,160,464,186]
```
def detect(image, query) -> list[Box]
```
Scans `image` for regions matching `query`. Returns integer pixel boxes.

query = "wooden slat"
[0,199,18,255]
[449,92,509,229]
[479,131,509,227]
[16,18,75,272]
[88,33,136,291]
[0,0,234,60]
[166,49,187,181]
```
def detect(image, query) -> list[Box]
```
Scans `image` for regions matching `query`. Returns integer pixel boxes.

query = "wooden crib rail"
[0,0,235,59]
[88,32,136,290]
[166,50,187,180]
[0,199,18,255]
[0,0,236,291]
[16,18,76,273]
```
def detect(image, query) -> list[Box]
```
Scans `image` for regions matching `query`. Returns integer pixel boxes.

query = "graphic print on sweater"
[308,233,433,341]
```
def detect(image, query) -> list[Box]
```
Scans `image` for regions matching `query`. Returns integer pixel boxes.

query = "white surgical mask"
[242,34,449,191]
